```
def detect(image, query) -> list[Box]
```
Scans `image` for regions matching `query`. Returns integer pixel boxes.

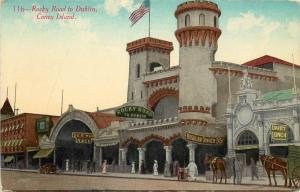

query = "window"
[131,92,134,100]
[214,16,217,27]
[199,14,205,26]
[149,62,162,72]
[238,131,258,145]
[136,64,140,78]
[141,91,143,99]
[185,14,190,27]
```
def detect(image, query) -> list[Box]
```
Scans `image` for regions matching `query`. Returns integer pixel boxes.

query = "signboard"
[72,132,94,144]
[116,106,154,119]
[37,117,50,134]
[185,132,225,145]
[271,124,287,141]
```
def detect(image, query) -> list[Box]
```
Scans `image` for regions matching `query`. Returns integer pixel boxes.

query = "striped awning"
[33,148,54,159]
[18,139,23,146]
[4,156,14,163]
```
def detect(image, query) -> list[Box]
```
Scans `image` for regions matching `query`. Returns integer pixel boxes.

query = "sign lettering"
[271,124,287,141]
[72,132,94,144]
[116,106,154,119]
[185,132,225,145]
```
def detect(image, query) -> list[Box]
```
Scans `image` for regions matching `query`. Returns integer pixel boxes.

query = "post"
[164,146,172,164]
[258,117,265,155]
[138,148,145,173]
[148,0,151,37]
[53,149,56,164]
[187,143,197,163]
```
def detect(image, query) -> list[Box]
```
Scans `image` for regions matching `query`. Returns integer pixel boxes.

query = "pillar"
[53,149,56,164]
[164,146,172,164]
[138,148,145,173]
[187,143,197,163]
[119,148,127,166]
[258,120,265,155]
[226,116,234,157]
[26,151,29,169]
[294,108,300,142]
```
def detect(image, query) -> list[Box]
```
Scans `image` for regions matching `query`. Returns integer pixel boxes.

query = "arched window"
[199,14,205,26]
[149,62,162,72]
[136,64,140,78]
[238,131,258,146]
[185,14,190,27]
[214,16,217,27]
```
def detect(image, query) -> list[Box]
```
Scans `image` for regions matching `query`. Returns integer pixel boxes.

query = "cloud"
[227,11,280,44]
[287,20,300,38]
[104,0,137,16]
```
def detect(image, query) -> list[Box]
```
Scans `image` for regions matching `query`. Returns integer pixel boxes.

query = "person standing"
[250,157,259,180]
[232,157,236,184]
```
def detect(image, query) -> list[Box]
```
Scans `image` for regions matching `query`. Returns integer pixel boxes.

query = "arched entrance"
[236,130,259,165]
[269,124,294,158]
[171,138,189,167]
[126,143,139,169]
[153,96,178,120]
[145,140,165,173]
[55,120,94,170]
[102,144,119,165]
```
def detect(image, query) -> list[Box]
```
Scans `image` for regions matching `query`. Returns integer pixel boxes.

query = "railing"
[130,117,179,128]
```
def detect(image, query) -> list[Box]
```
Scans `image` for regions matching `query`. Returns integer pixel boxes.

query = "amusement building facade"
[2,0,300,174]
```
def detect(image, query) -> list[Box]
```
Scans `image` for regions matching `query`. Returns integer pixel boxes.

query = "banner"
[116,106,154,119]
[271,124,287,141]
[185,132,225,145]
[72,132,94,144]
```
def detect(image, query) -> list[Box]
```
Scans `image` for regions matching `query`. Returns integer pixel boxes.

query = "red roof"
[87,112,123,129]
[0,98,14,116]
[243,55,299,68]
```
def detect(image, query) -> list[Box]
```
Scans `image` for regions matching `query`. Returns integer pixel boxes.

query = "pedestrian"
[102,160,107,174]
[235,156,244,184]
[153,160,159,176]
[140,160,146,174]
[86,160,90,174]
[250,157,259,180]
[232,157,236,184]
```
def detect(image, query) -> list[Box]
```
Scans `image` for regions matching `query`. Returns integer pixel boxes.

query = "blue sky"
[1,0,300,115]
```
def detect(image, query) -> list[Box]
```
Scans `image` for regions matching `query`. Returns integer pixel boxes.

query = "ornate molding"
[144,75,178,87]
[175,26,221,47]
[179,105,210,114]
[127,37,173,55]
[180,119,208,126]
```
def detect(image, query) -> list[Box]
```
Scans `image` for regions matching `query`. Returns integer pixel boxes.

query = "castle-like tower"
[175,1,222,124]
[126,37,174,107]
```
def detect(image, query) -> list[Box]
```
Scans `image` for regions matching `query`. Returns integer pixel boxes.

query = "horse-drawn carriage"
[260,145,300,188]
[39,163,56,174]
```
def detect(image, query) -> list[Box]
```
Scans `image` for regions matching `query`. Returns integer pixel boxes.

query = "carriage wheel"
[292,166,300,188]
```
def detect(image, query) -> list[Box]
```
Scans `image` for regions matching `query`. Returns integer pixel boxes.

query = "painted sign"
[37,117,50,134]
[72,132,94,144]
[271,124,287,141]
[116,106,154,119]
[185,132,225,145]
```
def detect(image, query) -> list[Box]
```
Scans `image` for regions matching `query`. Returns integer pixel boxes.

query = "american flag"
[129,0,150,26]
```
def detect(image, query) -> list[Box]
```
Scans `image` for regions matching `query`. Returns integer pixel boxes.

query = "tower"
[175,0,222,124]
[126,37,174,107]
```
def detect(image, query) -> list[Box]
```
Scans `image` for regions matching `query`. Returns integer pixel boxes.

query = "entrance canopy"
[4,156,14,163]
[33,148,54,159]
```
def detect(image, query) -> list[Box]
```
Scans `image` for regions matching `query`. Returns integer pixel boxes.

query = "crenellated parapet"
[175,1,221,18]
[126,37,173,55]
[175,26,221,47]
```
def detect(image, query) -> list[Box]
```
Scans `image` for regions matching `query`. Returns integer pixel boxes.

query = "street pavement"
[0,169,297,191]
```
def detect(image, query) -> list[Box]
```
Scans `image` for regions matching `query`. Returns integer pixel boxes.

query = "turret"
[175,0,222,124]
[126,37,173,107]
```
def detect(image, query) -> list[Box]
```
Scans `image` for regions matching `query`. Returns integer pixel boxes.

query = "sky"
[0,0,300,116]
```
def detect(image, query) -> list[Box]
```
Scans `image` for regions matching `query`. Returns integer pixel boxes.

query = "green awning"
[6,140,11,147]
[4,156,14,163]
[26,146,39,152]
[235,145,258,150]
[33,148,54,159]
[18,139,23,146]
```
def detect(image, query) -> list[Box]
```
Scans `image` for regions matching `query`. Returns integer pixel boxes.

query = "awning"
[33,148,54,159]
[13,140,18,147]
[26,146,39,152]
[18,139,23,146]
[235,145,258,151]
[6,140,11,147]
[4,156,14,163]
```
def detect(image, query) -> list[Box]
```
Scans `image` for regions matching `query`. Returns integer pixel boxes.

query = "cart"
[287,145,300,188]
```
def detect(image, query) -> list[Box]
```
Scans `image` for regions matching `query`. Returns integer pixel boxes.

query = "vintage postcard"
[1,0,300,191]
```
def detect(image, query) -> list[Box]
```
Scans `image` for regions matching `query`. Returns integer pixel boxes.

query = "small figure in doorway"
[250,157,259,180]
[131,161,136,174]
[164,161,171,177]
[140,160,146,174]
[102,160,107,174]
[172,161,179,177]
[65,159,69,172]
[153,160,159,176]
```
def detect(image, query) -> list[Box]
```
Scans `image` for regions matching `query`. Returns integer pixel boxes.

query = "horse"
[204,154,227,184]
[260,154,290,187]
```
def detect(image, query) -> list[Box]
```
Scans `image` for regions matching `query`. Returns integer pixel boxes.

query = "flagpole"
[148,1,151,37]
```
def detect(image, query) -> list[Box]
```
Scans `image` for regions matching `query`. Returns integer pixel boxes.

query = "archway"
[171,138,189,167]
[55,120,94,170]
[102,144,119,165]
[236,130,259,165]
[145,140,165,173]
[126,143,139,169]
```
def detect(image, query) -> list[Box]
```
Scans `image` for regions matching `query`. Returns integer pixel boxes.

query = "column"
[258,119,265,155]
[53,149,56,164]
[138,148,145,173]
[164,146,172,164]
[26,151,29,169]
[294,108,300,142]
[187,143,197,163]
[119,148,127,166]
[99,147,102,172]
[227,115,234,157]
